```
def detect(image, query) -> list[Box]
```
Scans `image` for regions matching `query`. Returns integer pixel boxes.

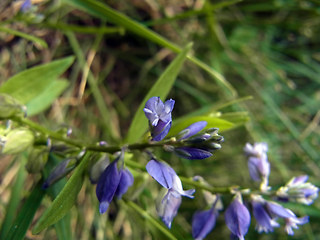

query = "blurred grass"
[0,0,319,239]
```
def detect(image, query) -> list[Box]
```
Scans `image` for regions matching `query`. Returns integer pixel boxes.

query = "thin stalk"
[123,200,178,240]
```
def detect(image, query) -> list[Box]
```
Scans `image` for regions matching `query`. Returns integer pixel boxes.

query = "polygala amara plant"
[0,3,319,238]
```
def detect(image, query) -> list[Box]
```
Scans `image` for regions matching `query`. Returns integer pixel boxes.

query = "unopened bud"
[1,128,34,154]
[0,94,26,119]
[42,158,76,189]
[26,147,48,173]
[90,154,110,184]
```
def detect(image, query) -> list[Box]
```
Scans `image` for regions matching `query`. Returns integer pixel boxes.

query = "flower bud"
[25,147,48,173]
[1,128,34,154]
[42,158,77,189]
[0,94,26,119]
[90,154,110,184]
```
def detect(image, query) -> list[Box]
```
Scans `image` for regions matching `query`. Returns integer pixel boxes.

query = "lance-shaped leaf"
[0,56,74,114]
[32,153,90,234]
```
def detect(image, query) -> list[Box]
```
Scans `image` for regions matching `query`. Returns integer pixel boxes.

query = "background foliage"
[0,0,319,239]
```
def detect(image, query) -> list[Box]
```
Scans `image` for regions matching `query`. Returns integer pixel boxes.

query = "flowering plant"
[0,4,318,238]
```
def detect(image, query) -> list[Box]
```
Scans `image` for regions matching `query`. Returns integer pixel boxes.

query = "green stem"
[122,200,177,240]
[11,116,275,197]
[10,117,182,153]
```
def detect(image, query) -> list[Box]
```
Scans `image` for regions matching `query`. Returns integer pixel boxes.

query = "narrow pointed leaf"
[32,153,90,234]
[0,159,27,239]
[125,43,192,143]
[5,182,45,240]
[46,154,72,240]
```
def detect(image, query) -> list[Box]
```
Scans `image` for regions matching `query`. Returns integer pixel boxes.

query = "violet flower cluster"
[142,97,318,239]
[64,96,318,240]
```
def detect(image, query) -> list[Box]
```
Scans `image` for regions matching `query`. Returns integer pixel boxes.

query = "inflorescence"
[87,97,319,239]
[2,95,318,239]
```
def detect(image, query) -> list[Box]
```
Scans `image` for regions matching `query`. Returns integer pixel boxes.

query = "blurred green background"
[0,0,319,239]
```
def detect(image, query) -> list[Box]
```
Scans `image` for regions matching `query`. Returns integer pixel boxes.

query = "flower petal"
[192,208,218,240]
[146,159,173,189]
[266,201,295,219]
[115,168,134,198]
[157,190,182,229]
[179,121,207,140]
[225,198,251,239]
[171,174,195,198]
[96,160,121,213]
[175,147,212,160]
[252,200,278,233]
[152,120,172,141]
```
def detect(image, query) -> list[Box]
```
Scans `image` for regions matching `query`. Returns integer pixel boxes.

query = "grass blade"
[0,25,48,48]
[0,158,27,239]
[63,0,236,96]
[5,182,45,240]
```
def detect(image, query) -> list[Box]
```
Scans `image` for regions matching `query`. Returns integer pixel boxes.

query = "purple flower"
[266,201,309,235]
[225,194,250,240]
[178,121,207,140]
[174,147,213,160]
[146,159,194,228]
[21,0,32,12]
[251,195,279,233]
[174,122,223,160]
[244,142,270,191]
[244,142,268,157]
[192,196,221,240]
[42,158,76,189]
[143,97,174,141]
[157,190,182,228]
[277,175,319,205]
[96,156,134,214]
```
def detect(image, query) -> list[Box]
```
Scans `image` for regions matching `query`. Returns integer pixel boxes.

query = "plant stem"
[11,117,180,153]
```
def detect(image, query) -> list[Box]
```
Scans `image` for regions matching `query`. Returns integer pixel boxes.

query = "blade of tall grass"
[63,0,237,97]
[5,182,45,240]
[232,64,319,164]
[0,158,27,239]
[123,200,178,240]
[0,25,48,48]
[65,31,120,141]
[143,0,242,26]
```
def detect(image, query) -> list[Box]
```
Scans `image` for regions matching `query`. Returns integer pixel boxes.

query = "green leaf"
[0,158,27,239]
[45,154,72,240]
[32,153,90,234]
[0,56,74,104]
[123,200,177,240]
[5,182,45,240]
[169,116,234,137]
[125,43,192,143]
[63,0,236,96]
[0,26,48,48]
[26,79,69,116]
